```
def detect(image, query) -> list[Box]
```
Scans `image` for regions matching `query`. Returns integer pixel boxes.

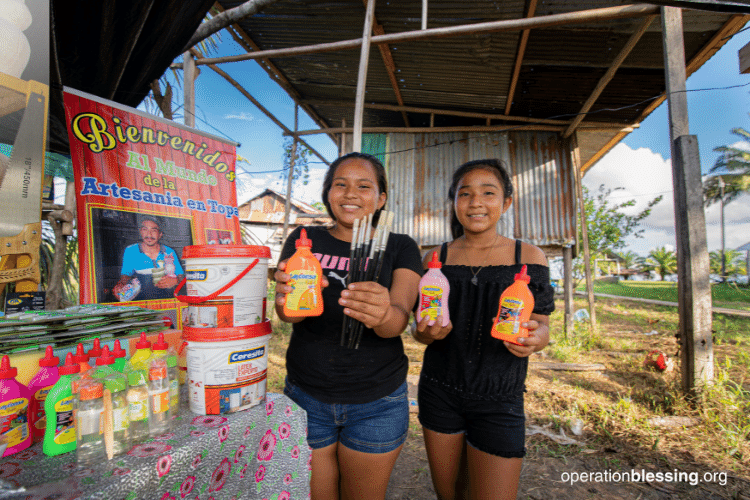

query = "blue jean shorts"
[284,379,409,454]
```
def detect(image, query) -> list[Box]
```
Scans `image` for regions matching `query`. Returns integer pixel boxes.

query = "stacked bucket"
[178,245,272,415]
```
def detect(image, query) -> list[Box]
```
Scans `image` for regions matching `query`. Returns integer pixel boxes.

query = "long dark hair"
[448,159,513,239]
[321,152,388,225]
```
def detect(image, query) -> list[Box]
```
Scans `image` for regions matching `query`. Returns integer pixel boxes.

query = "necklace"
[465,235,499,286]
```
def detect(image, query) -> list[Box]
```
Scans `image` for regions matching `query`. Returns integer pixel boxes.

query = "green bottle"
[43,353,81,456]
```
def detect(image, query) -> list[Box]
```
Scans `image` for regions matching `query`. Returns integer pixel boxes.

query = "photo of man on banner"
[113,215,185,301]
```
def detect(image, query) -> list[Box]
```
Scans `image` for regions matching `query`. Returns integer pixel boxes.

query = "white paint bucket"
[184,321,272,415]
[178,245,270,328]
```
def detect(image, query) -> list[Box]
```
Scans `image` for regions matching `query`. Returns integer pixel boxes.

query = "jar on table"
[126,369,149,445]
[104,373,130,456]
[76,379,106,466]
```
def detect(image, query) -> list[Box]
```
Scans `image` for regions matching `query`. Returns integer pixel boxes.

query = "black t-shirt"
[420,241,555,400]
[279,225,423,404]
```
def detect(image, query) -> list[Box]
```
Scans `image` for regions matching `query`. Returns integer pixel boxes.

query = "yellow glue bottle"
[130,332,153,370]
[283,228,324,317]
[491,265,535,345]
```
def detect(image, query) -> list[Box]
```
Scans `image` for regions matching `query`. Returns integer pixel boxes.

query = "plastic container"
[125,367,149,445]
[76,378,105,466]
[130,332,153,370]
[148,357,171,436]
[185,321,271,415]
[87,338,103,359]
[73,343,92,372]
[103,373,130,456]
[152,332,179,417]
[180,245,270,328]
[28,346,60,443]
[416,251,451,327]
[282,229,324,317]
[0,355,32,457]
[491,265,535,345]
[111,340,128,372]
[91,345,117,379]
[43,353,80,456]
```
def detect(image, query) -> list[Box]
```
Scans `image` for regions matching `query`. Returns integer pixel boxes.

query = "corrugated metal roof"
[213,1,747,170]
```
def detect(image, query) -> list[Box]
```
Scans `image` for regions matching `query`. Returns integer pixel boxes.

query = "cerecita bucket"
[184,321,272,415]
[177,245,270,329]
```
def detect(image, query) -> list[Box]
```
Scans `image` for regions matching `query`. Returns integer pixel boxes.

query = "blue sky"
[161,20,750,257]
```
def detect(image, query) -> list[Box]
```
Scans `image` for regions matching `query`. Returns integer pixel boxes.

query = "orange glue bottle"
[491,265,535,345]
[283,228,324,317]
[416,251,450,327]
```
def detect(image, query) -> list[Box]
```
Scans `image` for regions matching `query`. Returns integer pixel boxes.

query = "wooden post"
[661,7,713,391]
[571,135,596,330]
[183,52,196,127]
[282,105,299,242]
[353,0,377,152]
[563,245,574,338]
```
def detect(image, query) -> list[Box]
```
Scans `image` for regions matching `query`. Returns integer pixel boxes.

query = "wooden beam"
[505,0,537,116]
[353,0,377,152]
[563,245,574,338]
[211,3,337,145]
[284,124,566,136]
[193,4,660,65]
[563,15,656,138]
[571,133,597,331]
[282,105,298,242]
[661,7,712,392]
[206,64,330,166]
[580,14,750,173]
[183,52,196,128]
[740,41,750,74]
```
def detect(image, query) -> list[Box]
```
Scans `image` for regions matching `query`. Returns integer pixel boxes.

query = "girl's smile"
[454,168,512,235]
[326,158,386,238]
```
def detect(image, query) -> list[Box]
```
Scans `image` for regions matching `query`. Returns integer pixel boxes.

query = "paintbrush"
[341,217,360,346]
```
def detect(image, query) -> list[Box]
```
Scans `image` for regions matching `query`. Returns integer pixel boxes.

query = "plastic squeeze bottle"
[111,340,128,372]
[130,332,153,370]
[148,357,171,436]
[416,251,451,327]
[491,265,535,345]
[86,338,103,359]
[73,343,92,372]
[91,346,117,379]
[28,346,60,444]
[43,353,80,456]
[76,378,106,466]
[152,332,179,416]
[125,366,149,445]
[0,355,32,457]
[283,228,324,317]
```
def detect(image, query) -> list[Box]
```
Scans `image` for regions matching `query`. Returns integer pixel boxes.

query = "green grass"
[575,280,750,311]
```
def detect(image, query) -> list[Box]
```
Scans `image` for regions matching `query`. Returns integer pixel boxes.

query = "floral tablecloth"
[0,393,310,500]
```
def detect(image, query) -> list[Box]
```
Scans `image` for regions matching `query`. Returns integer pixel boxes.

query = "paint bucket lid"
[182,245,271,259]
[182,320,272,342]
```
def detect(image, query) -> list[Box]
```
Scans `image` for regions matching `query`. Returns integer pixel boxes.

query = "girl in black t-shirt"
[413,159,554,500]
[274,152,422,500]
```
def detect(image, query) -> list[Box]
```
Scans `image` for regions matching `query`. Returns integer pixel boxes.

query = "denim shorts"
[284,379,409,454]
[417,381,526,458]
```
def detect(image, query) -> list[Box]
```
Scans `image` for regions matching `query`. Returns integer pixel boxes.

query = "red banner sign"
[64,88,240,324]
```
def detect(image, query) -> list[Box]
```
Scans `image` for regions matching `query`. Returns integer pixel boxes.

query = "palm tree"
[703,127,750,207]
[646,247,677,281]
[709,250,744,281]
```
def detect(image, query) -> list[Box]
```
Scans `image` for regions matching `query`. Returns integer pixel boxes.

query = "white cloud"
[583,143,750,256]
[224,111,254,121]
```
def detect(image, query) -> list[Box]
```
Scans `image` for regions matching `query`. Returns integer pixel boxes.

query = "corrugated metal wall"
[364,131,576,249]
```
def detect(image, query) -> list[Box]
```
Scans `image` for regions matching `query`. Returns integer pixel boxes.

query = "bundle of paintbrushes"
[340,210,395,349]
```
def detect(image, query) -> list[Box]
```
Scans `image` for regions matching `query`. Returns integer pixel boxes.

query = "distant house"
[238,188,331,264]
[594,250,647,280]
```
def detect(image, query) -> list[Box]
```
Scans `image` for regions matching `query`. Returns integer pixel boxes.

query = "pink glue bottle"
[28,346,60,444]
[0,355,32,456]
[416,251,450,327]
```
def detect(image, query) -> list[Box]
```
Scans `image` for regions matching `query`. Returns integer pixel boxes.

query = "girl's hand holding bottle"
[274,259,330,323]
[413,315,453,345]
[503,318,549,358]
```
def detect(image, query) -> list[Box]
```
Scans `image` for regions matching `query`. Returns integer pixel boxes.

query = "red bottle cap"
[0,355,17,379]
[95,345,115,366]
[514,264,531,284]
[59,352,81,376]
[87,338,102,358]
[136,332,152,350]
[428,251,442,269]
[153,331,169,352]
[295,228,312,249]
[39,345,60,367]
[72,343,90,364]
[111,339,127,359]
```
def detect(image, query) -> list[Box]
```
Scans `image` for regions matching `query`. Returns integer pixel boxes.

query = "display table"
[0,393,310,500]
